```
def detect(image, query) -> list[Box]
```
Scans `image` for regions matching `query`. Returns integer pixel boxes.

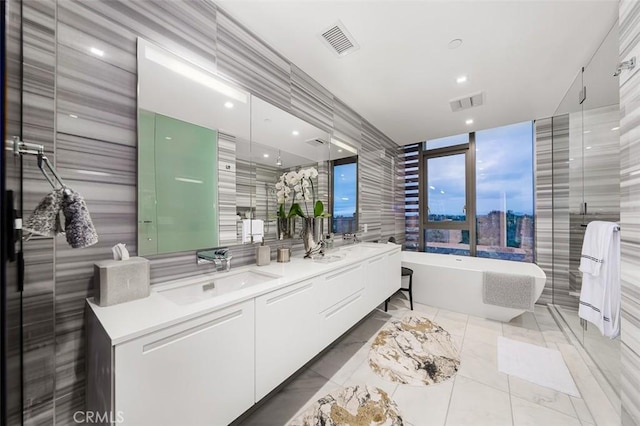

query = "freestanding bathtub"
[401,252,546,322]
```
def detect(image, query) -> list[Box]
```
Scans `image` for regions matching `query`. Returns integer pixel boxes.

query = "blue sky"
[427,121,534,216]
[333,162,357,217]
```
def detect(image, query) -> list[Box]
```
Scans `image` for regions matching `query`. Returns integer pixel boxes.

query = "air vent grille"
[449,92,484,112]
[306,138,328,147]
[320,21,360,57]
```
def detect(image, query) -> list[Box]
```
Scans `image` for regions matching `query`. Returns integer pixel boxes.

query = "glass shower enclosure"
[548,22,621,406]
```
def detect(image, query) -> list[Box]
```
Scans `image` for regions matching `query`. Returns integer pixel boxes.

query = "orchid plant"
[276,167,330,219]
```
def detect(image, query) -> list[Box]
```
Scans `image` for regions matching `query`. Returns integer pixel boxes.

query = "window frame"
[419,134,477,255]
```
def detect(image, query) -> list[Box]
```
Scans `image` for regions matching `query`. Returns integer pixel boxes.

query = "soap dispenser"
[256,241,271,266]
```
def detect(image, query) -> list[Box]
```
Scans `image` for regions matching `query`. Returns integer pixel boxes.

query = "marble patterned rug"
[289,385,403,426]
[368,315,460,385]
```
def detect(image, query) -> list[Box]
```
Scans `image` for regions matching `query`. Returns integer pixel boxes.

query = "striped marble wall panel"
[218,133,238,244]
[333,98,363,149]
[21,1,57,425]
[216,10,292,113]
[359,122,384,241]
[291,64,334,133]
[22,238,55,426]
[16,0,403,423]
[551,114,572,308]
[619,1,640,423]
[534,117,554,305]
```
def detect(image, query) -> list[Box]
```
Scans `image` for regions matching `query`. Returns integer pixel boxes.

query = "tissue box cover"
[94,257,150,307]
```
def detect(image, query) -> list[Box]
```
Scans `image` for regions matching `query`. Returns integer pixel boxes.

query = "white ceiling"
[216,0,619,145]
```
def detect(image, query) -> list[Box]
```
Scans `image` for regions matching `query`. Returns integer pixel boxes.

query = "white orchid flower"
[275,181,284,190]
[309,168,318,178]
[301,179,310,188]
[294,184,302,193]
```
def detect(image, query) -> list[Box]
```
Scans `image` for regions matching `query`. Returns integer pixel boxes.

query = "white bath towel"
[578,221,620,338]
[242,219,264,243]
[579,221,615,276]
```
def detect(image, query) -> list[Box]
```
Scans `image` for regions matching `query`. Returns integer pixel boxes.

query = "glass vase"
[277,217,295,240]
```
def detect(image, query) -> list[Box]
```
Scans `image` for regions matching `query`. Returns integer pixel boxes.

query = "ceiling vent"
[319,21,360,57]
[449,92,484,112]
[306,138,328,147]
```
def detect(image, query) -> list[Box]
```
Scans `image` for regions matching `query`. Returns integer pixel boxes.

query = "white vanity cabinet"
[89,300,255,426]
[87,244,401,425]
[255,278,320,400]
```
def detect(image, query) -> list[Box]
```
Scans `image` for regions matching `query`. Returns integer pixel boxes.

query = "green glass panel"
[138,109,158,255]
[154,113,219,253]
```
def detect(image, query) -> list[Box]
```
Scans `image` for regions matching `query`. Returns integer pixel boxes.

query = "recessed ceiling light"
[586,146,592,150]
[90,47,104,57]
[584,130,591,134]
[569,158,574,161]
[429,186,436,190]
[338,149,343,153]
[611,126,620,131]
[263,153,269,158]
[69,114,78,119]
[224,101,234,108]
[465,119,474,125]
[292,130,299,136]
[448,39,463,50]
[456,75,467,84]
[165,136,172,140]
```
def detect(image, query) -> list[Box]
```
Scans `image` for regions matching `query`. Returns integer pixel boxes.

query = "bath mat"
[368,315,460,385]
[497,336,580,397]
[289,385,403,426]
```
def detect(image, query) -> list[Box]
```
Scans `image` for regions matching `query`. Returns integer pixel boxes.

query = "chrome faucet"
[342,233,360,244]
[196,247,233,271]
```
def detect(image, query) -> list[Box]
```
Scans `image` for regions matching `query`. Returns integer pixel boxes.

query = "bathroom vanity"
[86,243,400,426]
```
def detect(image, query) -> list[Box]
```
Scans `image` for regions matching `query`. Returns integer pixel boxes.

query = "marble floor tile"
[238,369,340,426]
[556,343,620,426]
[410,302,439,320]
[445,376,512,426]
[343,356,399,397]
[458,338,509,393]
[341,310,394,345]
[502,324,547,346]
[507,311,540,331]
[511,395,581,426]
[464,319,503,344]
[433,310,468,337]
[392,380,454,426]
[308,340,369,385]
[571,396,595,425]
[508,375,577,418]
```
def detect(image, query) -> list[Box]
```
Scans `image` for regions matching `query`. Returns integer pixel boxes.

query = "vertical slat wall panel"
[17,0,402,422]
[619,1,640,424]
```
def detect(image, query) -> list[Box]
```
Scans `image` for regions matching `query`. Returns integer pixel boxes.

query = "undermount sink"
[156,270,281,305]
[339,243,381,256]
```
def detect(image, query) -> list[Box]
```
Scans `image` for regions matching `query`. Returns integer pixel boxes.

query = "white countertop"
[87,242,400,345]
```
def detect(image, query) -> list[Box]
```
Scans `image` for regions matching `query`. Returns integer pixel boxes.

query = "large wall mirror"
[137,37,359,256]
[137,38,251,255]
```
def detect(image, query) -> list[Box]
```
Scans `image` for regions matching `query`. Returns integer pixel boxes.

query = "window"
[418,121,535,262]
[331,157,357,233]
[475,122,534,261]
